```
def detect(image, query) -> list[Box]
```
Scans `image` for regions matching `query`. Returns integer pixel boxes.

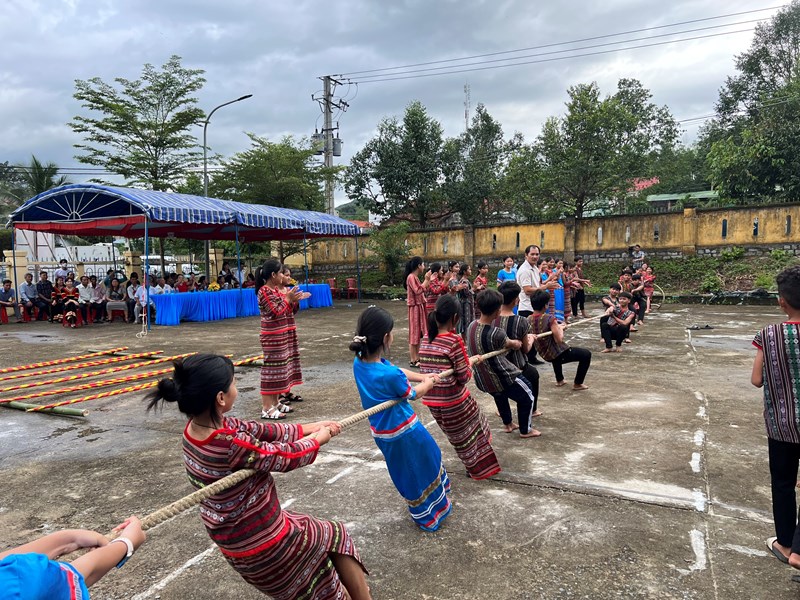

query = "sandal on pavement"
[261,406,286,420]
[768,537,790,564]
[409,360,420,368]
[283,392,303,403]
[276,401,294,413]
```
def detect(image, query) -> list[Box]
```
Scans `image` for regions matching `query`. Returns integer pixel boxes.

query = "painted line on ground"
[130,545,217,600]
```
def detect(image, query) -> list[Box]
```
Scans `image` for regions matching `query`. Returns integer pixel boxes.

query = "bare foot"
[555,380,567,387]
[503,423,519,433]
[532,410,543,417]
[520,429,542,438]
[624,338,632,344]
[601,348,613,353]
[572,384,589,391]
[615,348,623,353]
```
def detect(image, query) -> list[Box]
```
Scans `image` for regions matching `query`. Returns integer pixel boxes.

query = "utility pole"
[323,75,335,215]
[464,83,471,131]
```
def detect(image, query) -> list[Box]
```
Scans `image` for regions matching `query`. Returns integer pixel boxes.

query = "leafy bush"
[754,272,775,290]
[719,246,745,262]
[699,273,722,293]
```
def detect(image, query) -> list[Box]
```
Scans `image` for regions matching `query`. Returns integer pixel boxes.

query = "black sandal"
[409,360,420,368]
[283,392,303,403]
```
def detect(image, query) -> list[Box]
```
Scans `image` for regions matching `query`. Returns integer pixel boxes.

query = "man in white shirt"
[18,273,37,320]
[516,244,560,364]
[134,275,156,323]
[76,275,94,322]
[154,277,173,294]
[54,259,71,282]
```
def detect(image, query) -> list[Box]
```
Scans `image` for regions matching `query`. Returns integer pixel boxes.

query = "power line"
[334,5,784,77]
[350,18,766,81]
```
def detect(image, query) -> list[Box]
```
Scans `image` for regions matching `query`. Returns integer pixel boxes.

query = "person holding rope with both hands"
[146,353,370,600]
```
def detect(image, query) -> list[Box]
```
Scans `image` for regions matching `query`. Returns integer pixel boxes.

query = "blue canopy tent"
[6,184,362,322]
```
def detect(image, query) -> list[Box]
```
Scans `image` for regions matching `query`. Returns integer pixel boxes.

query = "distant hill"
[336,200,369,221]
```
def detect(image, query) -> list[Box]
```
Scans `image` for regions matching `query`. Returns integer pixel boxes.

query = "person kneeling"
[601,292,635,352]
[529,290,592,390]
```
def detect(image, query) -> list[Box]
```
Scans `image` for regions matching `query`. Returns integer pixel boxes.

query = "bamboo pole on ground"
[0,348,128,375]
[0,352,163,383]
[3,401,88,417]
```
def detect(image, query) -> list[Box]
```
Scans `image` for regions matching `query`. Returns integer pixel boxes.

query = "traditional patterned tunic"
[424,274,447,316]
[183,417,365,599]
[456,276,475,335]
[753,323,800,443]
[259,285,303,396]
[406,273,427,344]
[353,357,452,531]
[419,332,501,480]
[530,313,569,362]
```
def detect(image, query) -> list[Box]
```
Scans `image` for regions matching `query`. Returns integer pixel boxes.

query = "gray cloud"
[1,0,772,202]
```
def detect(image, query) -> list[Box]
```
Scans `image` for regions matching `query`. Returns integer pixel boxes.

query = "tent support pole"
[355,234,362,303]
[10,225,18,303]
[303,232,309,284]
[144,220,150,331]
[235,222,241,292]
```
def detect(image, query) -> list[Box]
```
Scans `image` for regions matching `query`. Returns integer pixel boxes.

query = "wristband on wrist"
[109,536,134,568]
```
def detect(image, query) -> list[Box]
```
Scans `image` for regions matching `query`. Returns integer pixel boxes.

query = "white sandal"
[261,406,286,420]
[276,401,294,414]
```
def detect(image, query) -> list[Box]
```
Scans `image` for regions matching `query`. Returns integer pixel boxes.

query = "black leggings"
[601,322,629,348]
[521,363,540,413]
[491,375,536,435]
[632,294,646,322]
[571,289,586,316]
[769,437,800,552]
[551,347,592,385]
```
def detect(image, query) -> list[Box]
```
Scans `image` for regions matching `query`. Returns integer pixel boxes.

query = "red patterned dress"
[419,331,501,480]
[258,285,302,396]
[424,274,447,317]
[183,417,366,599]
[406,273,427,344]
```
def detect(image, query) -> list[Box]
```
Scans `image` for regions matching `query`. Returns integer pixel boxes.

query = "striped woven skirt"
[375,422,452,531]
[260,330,303,395]
[219,512,366,600]
[408,303,427,345]
[426,395,501,480]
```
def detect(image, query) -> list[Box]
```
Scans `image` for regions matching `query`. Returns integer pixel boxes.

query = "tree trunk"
[278,240,284,263]
[158,237,167,276]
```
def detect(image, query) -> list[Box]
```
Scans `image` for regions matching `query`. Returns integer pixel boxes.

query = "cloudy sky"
[2,0,780,205]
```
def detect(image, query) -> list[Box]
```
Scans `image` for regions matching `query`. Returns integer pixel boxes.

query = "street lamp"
[203,94,253,279]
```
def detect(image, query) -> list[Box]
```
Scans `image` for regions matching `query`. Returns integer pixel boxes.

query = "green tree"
[69,55,206,270]
[645,145,711,196]
[362,222,411,285]
[508,79,678,218]
[0,156,70,205]
[344,101,449,227]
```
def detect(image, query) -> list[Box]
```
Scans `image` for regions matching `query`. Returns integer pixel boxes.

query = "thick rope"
[129,318,603,534]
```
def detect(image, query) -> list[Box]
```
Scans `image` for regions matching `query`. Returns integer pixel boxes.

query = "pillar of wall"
[563,217,576,263]
[682,208,698,256]
[463,225,475,267]
[5,250,28,290]
[209,248,225,278]
[123,251,142,276]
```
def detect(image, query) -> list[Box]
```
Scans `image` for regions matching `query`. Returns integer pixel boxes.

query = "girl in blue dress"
[350,306,452,532]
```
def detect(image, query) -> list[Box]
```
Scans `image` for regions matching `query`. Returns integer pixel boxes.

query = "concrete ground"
[0,300,794,599]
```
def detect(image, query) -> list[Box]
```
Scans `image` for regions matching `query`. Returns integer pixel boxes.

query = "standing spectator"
[403,256,431,368]
[631,244,646,271]
[76,275,93,322]
[496,256,517,287]
[35,271,53,321]
[255,258,309,420]
[0,279,22,323]
[89,275,106,322]
[571,256,592,319]
[18,272,37,319]
[423,263,448,318]
[53,258,71,281]
[752,266,800,569]
[516,245,559,364]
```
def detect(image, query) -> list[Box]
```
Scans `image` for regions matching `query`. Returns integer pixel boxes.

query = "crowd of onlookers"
[0,259,258,328]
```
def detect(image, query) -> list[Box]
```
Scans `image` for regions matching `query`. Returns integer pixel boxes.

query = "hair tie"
[353,335,367,344]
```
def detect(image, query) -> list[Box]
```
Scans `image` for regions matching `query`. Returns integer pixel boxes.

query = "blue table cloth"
[151,289,259,326]
[297,283,334,310]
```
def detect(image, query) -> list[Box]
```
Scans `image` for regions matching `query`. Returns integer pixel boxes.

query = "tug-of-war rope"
[131,313,604,535]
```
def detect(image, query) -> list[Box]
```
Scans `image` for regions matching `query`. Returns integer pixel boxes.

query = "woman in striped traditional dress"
[423,262,448,319]
[454,263,475,337]
[146,354,370,600]
[419,295,501,480]
[404,256,431,368]
[351,306,452,532]
[256,258,310,420]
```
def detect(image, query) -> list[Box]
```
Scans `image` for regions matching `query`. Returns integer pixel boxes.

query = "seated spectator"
[219,261,239,288]
[0,279,22,323]
[126,273,140,322]
[103,268,128,289]
[76,275,93,322]
[51,277,66,322]
[601,291,635,353]
[242,272,256,288]
[530,290,592,390]
[0,515,145,599]
[216,275,228,290]
[466,289,539,438]
[18,272,37,320]
[89,275,107,322]
[105,278,128,322]
[186,273,198,292]
[35,271,53,321]
[154,277,172,294]
[196,275,208,291]
[174,273,188,293]
[134,275,157,324]
[61,278,80,327]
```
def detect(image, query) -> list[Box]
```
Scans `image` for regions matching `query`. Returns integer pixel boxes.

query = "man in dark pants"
[516,244,560,365]
[34,271,53,321]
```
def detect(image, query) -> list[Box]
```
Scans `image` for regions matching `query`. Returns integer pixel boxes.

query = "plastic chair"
[0,307,8,324]
[345,278,358,299]
[327,278,339,299]
[109,309,127,323]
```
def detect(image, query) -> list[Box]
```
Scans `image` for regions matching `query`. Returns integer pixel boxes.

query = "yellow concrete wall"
[696,206,800,247]
[474,223,565,256]
[575,213,683,251]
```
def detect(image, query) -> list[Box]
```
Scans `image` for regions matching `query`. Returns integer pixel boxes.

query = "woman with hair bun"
[146,353,370,600]
[350,306,452,532]
[255,258,311,420]
[403,256,431,368]
[419,295,501,480]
